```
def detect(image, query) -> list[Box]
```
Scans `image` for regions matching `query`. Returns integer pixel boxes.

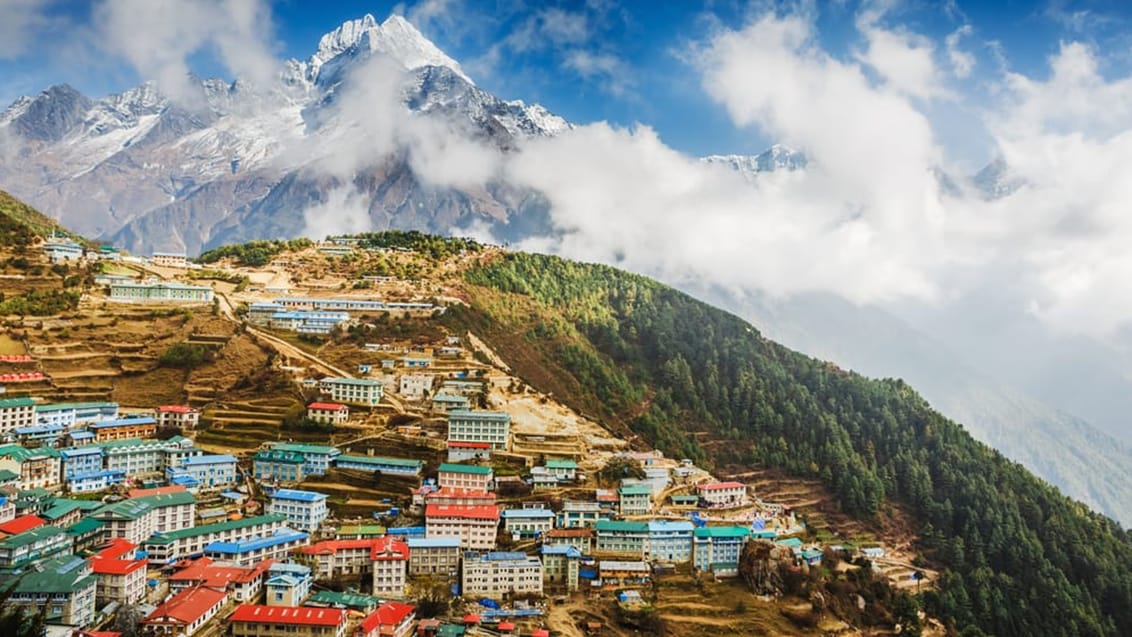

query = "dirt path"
[544,599,589,637]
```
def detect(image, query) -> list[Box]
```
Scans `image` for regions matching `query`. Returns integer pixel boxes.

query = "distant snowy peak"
[702,144,808,176]
[972,157,1025,199]
[306,13,472,86]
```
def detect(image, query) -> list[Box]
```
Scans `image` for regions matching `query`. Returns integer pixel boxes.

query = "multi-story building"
[68,469,127,493]
[543,528,595,554]
[697,481,747,508]
[265,562,313,606]
[398,374,434,398]
[268,443,339,476]
[557,501,602,528]
[253,448,307,483]
[227,605,348,637]
[60,446,103,479]
[143,514,290,565]
[646,520,695,563]
[89,416,158,442]
[0,525,72,569]
[424,488,496,507]
[436,463,493,491]
[100,436,198,475]
[297,538,386,580]
[461,551,543,599]
[0,444,61,489]
[0,397,36,435]
[334,454,422,476]
[110,281,213,303]
[693,526,752,577]
[446,440,489,463]
[595,520,649,558]
[6,555,98,627]
[35,401,119,428]
[89,491,196,545]
[12,422,64,447]
[598,560,651,589]
[155,405,200,430]
[501,508,555,538]
[618,485,651,515]
[541,544,582,592]
[168,557,274,602]
[370,536,410,599]
[202,528,310,567]
[0,494,14,524]
[425,504,499,550]
[267,489,329,532]
[356,602,416,637]
[142,585,229,637]
[89,538,148,604]
[406,537,461,580]
[168,454,238,489]
[544,459,579,481]
[319,378,382,406]
[151,252,190,268]
[307,402,349,425]
[446,410,511,451]
[433,394,471,413]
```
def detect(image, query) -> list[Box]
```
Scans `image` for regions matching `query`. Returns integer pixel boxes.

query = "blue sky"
[2,0,1132,158]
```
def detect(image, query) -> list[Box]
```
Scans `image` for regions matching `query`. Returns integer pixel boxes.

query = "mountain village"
[0,235,922,637]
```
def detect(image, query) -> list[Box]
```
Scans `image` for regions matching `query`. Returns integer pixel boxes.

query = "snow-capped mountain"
[0,13,567,255]
[701,144,808,177]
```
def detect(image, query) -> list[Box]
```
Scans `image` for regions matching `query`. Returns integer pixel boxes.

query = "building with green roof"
[595,520,649,557]
[335,454,422,475]
[66,517,107,554]
[254,448,307,482]
[4,555,97,627]
[307,590,379,612]
[0,397,36,436]
[89,491,197,545]
[617,485,652,516]
[693,526,752,576]
[268,442,340,476]
[0,525,72,569]
[143,514,289,565]
[0,443,61,490]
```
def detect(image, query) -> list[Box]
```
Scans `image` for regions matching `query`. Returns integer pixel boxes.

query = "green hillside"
[0,189,77,246]
[447,251,1132,637]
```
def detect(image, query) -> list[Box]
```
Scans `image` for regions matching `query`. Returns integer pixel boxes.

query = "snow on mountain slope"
[0,13,561,254]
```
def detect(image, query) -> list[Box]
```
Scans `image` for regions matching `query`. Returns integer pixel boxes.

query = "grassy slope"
[0,189,77,243]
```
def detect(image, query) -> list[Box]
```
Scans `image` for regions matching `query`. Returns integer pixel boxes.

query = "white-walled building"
[0,397,36,435]
[425,504,499,550]
[156,405,200,430]
[436,463,493,491]
[371,537,410,599]
[307,402,349,425]
[461,551,543,599]
[697,481,747,507]
[398,374,434,398]
[267,489,329,532]
[319,378,382,406]
[446,410,511,451]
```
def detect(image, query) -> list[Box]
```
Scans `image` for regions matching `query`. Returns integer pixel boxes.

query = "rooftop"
[0,514,46,535]
[144,586,228,625]
[336,454,422,469]
[145,514,287,544]
[699,481,746,491]
[228,605,346,626]
[438,463,492,475]
[270,442,339,456]
[307,402,347,411]
[425,504,500,521]
[269,489,327,502]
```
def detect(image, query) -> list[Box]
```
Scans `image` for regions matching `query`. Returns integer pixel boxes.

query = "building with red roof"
[297,537,383,579]
[370,537,410,599]
[89,539,147,604]
[169,556,274,601]
[156,405,200,430]
[696,481,747,507]
[355,601,415,637]
[306,402,349,426]
[228,605,348,637]
[424,504,499,550]
[446,440,491,463]
[0,514,45,536]
[142,585,229,637]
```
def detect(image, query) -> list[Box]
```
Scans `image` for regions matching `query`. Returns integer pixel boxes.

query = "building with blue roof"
[167,453,237,489]
[67,469,127,493]
[407,536,462,580]
[461,551,543,599]
[541,544,583,592]
[60,446,104,479]
[12,423,64,446]
[35,401,119,428]
[266,489,329,532]
[693,526,752,576]
[203,528,310,567]
[646,520,695,563]
[265,562,312,606]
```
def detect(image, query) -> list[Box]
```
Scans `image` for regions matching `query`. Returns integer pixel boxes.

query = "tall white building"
[446,410,511,451]
[267,489,329,532]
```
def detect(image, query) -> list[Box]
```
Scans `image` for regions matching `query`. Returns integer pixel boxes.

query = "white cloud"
[302,183,373,238]
[945,25,975,78]
[91,0,279,104]
[563,50,633,97]
[0,0,53,59]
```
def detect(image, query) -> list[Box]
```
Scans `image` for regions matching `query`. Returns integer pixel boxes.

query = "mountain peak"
[308,12,472,86]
